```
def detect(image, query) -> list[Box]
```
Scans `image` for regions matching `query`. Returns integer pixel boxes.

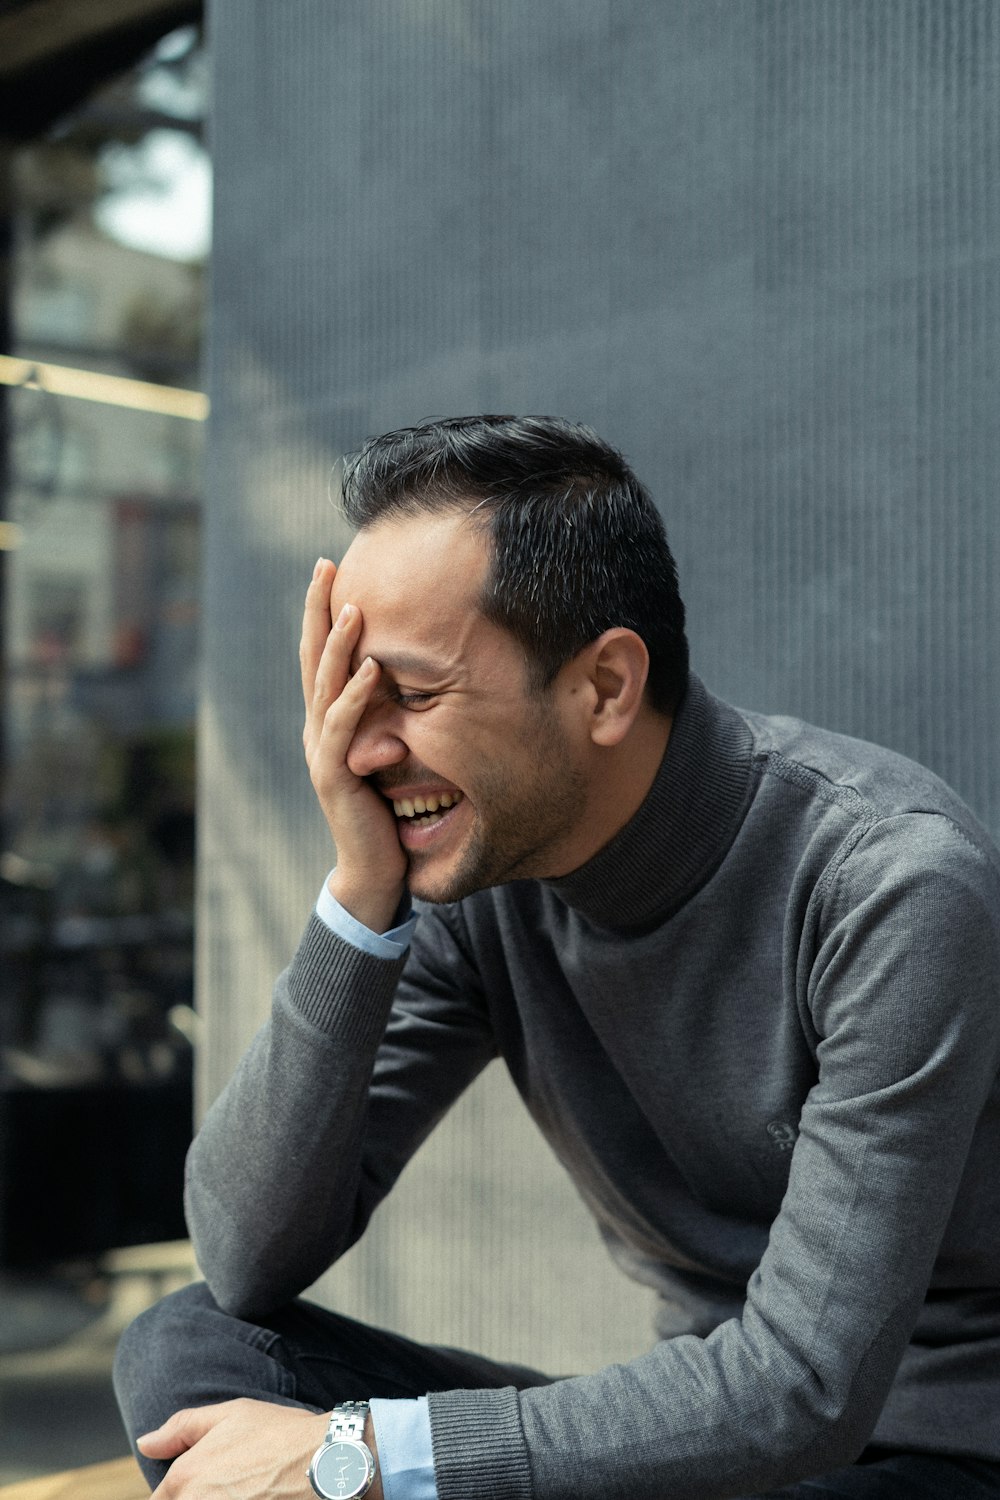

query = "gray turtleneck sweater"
[186,676,1000,1500]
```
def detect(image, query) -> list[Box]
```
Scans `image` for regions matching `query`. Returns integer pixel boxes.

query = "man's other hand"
[138,1398,384,1498]
[301,558,407,933]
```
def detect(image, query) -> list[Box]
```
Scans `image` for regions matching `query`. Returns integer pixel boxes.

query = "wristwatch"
[307,1402,377,1498]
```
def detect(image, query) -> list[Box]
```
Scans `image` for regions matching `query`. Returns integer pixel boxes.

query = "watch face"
[312,1439,373,1498]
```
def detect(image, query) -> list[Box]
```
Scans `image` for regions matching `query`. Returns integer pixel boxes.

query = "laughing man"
[116,416,1000,1500]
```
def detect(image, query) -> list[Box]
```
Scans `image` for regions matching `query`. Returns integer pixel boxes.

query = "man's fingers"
[312,602,361,708]
[311,657,381,790]
[137,1403,227,1458]
[299,557,338,713]
[305,606,368,764]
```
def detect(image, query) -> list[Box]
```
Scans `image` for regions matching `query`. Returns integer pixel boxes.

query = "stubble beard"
[406,713,587,905]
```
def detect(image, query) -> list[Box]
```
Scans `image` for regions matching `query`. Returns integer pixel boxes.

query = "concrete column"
[200,0,1000,1369]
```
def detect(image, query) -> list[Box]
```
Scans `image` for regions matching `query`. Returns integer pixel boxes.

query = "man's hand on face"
[301,558,407,934]
[138,1399,385,1499]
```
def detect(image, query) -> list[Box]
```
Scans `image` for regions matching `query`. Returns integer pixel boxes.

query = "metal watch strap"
[326,1402,369,1443]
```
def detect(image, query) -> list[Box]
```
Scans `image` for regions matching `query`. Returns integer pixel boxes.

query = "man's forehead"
[336,511,486,597]
[332,511,489,667]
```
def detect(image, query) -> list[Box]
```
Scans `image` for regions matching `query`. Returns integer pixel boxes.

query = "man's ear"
[571,629,650,747]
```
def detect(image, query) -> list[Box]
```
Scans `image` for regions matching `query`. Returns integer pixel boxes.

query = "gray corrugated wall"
[200,1,1000,1370]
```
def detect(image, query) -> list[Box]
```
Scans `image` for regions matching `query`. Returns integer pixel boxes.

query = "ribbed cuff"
[428,1387,533,1500]
[316,870,418,957]
[284,911,407,1047]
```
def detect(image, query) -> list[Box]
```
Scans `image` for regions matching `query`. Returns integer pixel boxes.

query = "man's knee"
[113,1281,226,1434]
[115,1282,216,1383]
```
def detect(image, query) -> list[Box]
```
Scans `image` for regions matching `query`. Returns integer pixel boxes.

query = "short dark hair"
[340,415,689,715]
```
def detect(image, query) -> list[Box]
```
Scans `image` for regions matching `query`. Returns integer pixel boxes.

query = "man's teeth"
[392,791,462,820]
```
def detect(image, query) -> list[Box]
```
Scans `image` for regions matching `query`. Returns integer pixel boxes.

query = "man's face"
[330,509,590,904]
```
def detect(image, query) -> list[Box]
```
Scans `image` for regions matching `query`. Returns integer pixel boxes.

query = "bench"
[0,1456,146,1499]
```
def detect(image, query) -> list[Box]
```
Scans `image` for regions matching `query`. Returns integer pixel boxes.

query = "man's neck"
[543,675,756,931]
[546,708,673,880]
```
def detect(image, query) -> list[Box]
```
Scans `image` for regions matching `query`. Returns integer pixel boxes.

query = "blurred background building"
[1,3,205,1480]
[2,0,1000,1487]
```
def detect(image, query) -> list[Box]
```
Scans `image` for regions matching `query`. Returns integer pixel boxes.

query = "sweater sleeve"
[427,815,1000,1499]
[185,905,497,1318]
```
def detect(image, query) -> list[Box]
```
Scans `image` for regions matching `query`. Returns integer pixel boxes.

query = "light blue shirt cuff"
[369,1397,437,1500]
[315,872,418,958]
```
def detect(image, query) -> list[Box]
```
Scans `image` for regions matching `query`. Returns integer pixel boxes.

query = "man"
[115,415,1000,1499]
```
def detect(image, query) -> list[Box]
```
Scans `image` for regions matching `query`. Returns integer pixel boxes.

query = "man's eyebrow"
[361,648,450,679]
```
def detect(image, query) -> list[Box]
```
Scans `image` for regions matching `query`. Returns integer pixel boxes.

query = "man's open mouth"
[391,791,464,830]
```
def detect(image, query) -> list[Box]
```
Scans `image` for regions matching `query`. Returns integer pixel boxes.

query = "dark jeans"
[113,1282,1000,1498]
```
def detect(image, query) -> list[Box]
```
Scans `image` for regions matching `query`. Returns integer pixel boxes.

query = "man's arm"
[174,894,476,1499]
[186,557,492,1312]
[185,884,496,1317]
[424,816,1000,1499]
[168,562,482,1498]
[164,870,464,1500]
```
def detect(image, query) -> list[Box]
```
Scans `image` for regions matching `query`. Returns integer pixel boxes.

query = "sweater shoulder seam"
[753,747,875,819]
[753,749,1000,908]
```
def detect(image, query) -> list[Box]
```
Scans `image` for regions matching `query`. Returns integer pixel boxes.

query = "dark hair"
[340,415,689,715]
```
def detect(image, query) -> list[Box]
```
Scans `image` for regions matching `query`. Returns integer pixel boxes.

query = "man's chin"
[404,844,491,906]
[405,868,479,906]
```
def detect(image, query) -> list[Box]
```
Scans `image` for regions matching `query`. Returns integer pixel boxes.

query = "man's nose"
[345,707,408,779]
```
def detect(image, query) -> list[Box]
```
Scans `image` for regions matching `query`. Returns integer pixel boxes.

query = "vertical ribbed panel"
[717,0,1000,829]
[202,2,1000,1371]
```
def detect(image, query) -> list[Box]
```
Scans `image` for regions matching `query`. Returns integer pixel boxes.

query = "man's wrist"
[307,1405,381,1499]
[326,870,406,936]
[363,1412,384,1500]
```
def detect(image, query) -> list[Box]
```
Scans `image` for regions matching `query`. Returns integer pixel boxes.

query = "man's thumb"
[137,1405,217,1458]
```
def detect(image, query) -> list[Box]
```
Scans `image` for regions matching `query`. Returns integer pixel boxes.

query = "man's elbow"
[777,1366,891,1483]
[184,1182,279,1321]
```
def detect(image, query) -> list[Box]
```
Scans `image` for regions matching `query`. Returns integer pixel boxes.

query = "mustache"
[370,770,450,795]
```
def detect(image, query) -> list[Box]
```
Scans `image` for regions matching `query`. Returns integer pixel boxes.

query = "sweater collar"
[544,674,756,932]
